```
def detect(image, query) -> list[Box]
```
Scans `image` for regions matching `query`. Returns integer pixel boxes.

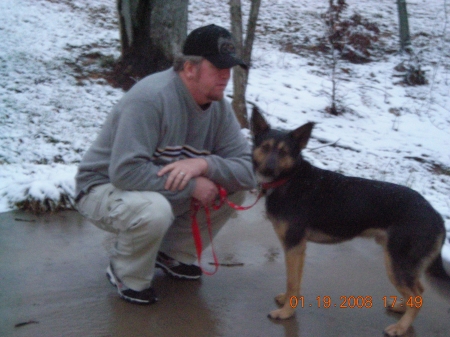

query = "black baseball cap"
[183,24,248,69]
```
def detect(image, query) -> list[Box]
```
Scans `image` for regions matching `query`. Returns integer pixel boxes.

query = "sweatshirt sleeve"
[108,100,195,202]
[204,102,257,193]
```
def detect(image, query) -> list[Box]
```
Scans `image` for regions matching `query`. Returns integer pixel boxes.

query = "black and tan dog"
[251,107,445,336]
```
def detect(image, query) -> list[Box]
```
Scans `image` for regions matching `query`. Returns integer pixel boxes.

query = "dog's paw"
[384,322,409,336]
[274,293,286,306]
[268,307,295,320]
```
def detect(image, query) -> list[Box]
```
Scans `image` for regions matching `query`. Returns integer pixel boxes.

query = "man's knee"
[109,191,174,234]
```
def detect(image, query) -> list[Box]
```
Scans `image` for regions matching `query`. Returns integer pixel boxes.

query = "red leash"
[190,179,288,275]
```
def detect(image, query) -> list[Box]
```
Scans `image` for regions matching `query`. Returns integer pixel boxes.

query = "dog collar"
[260,177,289,191]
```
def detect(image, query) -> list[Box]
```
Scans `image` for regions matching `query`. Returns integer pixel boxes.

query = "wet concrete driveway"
[1,192,450,337]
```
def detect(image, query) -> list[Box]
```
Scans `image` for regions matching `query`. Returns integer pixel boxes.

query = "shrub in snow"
[320,1,381,64]
[327,12,381,64]
[394,59,428,86]
[8,180,75,214]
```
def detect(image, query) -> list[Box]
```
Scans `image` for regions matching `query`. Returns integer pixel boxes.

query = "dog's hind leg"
[383,226,444,336]
[384,284,422,336]
[269,236,307,320]
[382,250,423,336]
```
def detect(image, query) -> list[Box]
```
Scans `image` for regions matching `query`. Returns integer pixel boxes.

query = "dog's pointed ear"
[251,106,270,136]
[291,122,315,150]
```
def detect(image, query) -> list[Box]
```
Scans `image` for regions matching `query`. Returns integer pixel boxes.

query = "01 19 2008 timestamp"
[289,295,423,309]
[289,296,374,309]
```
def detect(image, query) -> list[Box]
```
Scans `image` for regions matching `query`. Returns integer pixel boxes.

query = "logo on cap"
[218,37,236,55]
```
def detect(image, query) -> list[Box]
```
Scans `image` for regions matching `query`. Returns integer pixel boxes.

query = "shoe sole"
[155,261,201,280]
[106,266,156,305]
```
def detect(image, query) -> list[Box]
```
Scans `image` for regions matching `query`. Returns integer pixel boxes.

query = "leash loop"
[190,185,263,275]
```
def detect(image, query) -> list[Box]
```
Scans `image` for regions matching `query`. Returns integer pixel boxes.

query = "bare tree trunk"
[116,0,188,90]
[230,0,261,129]
[396,0,411,52]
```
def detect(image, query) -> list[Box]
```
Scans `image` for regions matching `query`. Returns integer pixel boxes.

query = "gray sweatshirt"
[75,68,256,212]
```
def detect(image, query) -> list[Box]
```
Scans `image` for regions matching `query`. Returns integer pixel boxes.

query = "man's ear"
[290,122,315,150]
[251,106,270,136]
[183,60,200,80]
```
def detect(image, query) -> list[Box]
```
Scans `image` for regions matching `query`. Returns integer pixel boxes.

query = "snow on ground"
[0,0,449,262]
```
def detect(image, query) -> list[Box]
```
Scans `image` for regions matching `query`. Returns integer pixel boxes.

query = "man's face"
[191,59,231,105]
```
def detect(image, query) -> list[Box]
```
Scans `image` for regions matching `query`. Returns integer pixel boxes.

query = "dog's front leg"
[269,238,307,320]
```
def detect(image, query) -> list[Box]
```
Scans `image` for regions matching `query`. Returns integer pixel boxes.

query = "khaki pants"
[76,183,244,291]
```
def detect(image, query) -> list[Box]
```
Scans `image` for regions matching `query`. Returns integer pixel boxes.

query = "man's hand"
[157,158,208,191]
[192,177,219,207]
